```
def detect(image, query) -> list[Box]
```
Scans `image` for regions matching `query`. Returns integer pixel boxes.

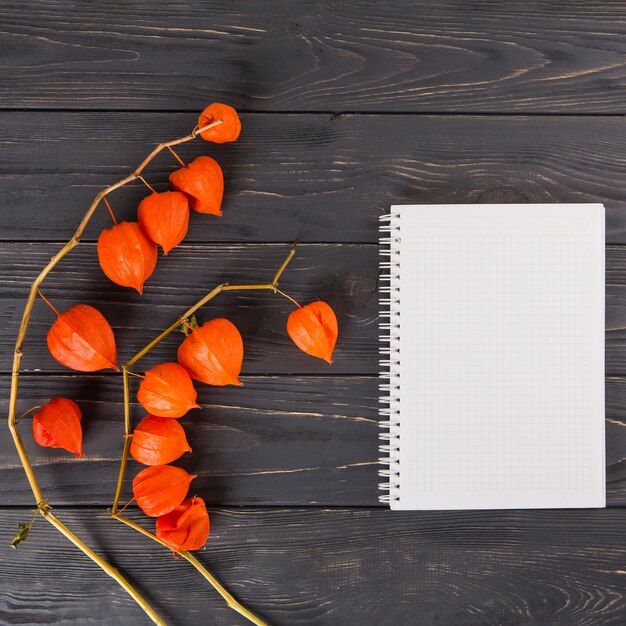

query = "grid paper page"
[393,204,605,510]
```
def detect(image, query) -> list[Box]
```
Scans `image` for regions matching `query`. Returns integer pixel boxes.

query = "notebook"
[379,204,605,510]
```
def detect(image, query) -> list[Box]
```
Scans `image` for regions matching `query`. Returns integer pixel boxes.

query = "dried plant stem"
[271,243,297,285]
[103,197,118,225]
[113,513,267,626]
[109,243,299,625]
[110,243,299,511]
[7,119,223,625]
[167,146,187,167]
[139,176,157,194]
[45,510,166,626]
[111,367,133,514]
[273,287,301,308]
[111,251,301,512]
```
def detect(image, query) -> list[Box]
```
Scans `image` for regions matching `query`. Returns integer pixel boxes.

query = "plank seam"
[0,109,626,117]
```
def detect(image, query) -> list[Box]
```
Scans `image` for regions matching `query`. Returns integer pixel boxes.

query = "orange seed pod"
[130,415,192,466]
[178,318,243,386]
[32,397,83,458]
[97,221,157,294]
[132,464,196,517]
[287,301,338,364]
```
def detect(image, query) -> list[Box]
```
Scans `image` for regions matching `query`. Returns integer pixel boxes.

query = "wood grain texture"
[1,374,625,507]
[0,375,379,506]
[2,507,626,625]
[3,112,626,243]
[1,1,626,112]
[0,243,377,375]
[2,2,625,623]
[3,241,626,375]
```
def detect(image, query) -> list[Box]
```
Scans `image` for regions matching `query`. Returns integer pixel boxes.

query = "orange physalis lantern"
[47,304,118,372]
[287,301,338,364]
[137,191,190,255]
[178,318,243,386]
[32,397,83,458]
[169,156,224,216]
[132,464,195,517]
[130,415,192,466]
[197,103,241,144]
[156,496,210,551]
[136,362,200,418]
[97,221,157,294]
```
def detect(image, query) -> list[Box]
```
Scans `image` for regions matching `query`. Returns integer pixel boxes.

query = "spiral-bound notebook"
[379,204,605,510]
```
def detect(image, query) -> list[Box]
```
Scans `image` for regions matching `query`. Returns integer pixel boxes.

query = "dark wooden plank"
[0,375,379,507]
[2,507,626,625]
[1,373,625,507]
[1,2,625,112]
[2,242,626,375]
[3,112,626,243]
[0,243,378,375]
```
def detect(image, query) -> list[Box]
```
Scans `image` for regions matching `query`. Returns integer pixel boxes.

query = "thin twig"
[37,290,60,317]
[44,510,165,626]
[15,405,41,425]
[7,119,223,623]
[139,176,157,194]
[273,287,301,308]
[167,146,186,168]
[103,197,118,225]
[110,268,297,616]
[111,246,300,513]
[8,115,289,626]
[113,513,268,626]
[125,370,145,380]
[110,366,133,515]
[272,242,298,286]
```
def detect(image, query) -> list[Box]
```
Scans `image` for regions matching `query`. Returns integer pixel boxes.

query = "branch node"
[271,242,298,287]
[8,121,237,625]
[37,500,52,515]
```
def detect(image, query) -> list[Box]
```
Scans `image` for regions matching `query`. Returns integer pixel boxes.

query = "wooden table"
[1,2,626,624]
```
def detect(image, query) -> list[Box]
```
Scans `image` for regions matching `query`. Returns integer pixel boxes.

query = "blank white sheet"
[392,204,605,510]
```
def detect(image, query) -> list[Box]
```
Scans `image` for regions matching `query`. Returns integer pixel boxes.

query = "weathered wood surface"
[1,374,626,508]
[1,2,626,112]
[4,112,626,243]
[3,242,626,375]
[1,507,626,625]
[0,375,379,506]
[3,1,626,624]
[0,243,377,375]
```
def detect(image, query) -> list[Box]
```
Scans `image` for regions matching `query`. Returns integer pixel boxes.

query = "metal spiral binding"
[378,212,401,505]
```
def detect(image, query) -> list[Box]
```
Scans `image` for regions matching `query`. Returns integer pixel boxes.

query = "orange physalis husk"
[198,103,241,144]
[130,415,192,466]
[177,318,243,386]
[137,362,200,418]
[97,221,157,294]
[137,191,190,255]
[32,397,83,458]
[156,496,210,551]
[169,156,224,216]
[287,301,338,364]
[47,304,118,371]
[132,464,196,517]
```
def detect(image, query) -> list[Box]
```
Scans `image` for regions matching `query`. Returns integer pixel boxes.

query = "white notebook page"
[392,204,605,510]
